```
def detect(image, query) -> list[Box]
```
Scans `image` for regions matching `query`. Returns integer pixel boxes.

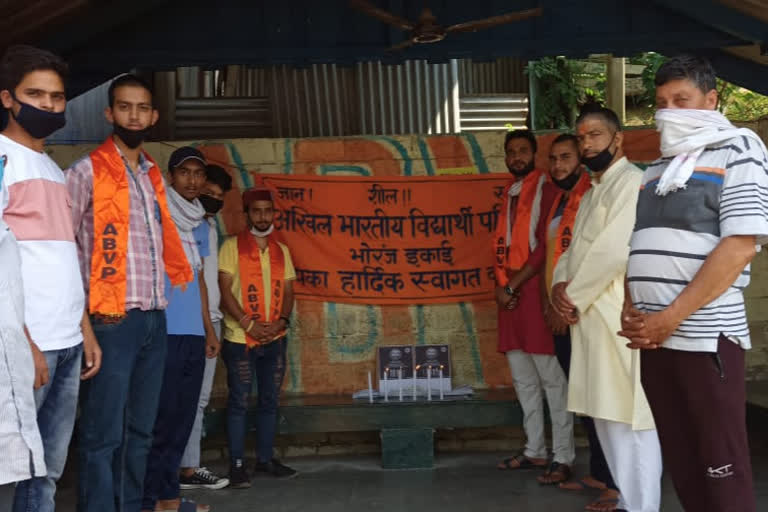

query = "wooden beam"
[653,0,768,44]
[0,0,88,48]
[605,56,626,125]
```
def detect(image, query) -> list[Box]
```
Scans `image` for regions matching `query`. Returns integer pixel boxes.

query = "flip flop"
[560,477,607,491]
[497,453,547,470]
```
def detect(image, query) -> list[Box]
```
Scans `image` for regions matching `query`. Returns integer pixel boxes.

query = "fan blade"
[386,39,415,53]
[446,7,543,33]
[349,0,415,31]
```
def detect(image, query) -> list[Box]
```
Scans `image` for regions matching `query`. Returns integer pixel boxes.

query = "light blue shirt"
[165,222,210,336]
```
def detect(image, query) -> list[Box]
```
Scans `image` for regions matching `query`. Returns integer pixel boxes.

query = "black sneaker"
[179,467,230,490]
[253,459,298,479]
[228,460,252,489]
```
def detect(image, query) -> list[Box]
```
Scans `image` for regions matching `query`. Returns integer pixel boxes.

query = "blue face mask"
[9,93,66,139]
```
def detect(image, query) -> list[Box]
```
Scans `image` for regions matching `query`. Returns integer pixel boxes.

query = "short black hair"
[504,129,537,154]
[655,54,716,94]
[0,44,68,94]
[551,133,579,151]
[206,164,233,192]
[575,102,621,132]
[108,73,153,107]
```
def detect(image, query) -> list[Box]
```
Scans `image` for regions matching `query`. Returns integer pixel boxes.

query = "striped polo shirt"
[628,134,768,352]
[0,135,84,352]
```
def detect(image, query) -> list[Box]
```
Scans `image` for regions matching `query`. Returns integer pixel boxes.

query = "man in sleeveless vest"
[66,74,192,512]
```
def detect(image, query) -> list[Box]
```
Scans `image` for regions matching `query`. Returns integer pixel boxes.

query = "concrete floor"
[57,448,768,511]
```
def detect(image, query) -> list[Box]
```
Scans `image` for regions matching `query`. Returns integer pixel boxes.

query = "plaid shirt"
[65,147,167,312]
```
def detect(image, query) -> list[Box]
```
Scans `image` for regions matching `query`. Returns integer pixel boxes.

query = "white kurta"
[553,157,654,431]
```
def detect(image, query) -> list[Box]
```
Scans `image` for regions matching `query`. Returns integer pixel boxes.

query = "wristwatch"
[504,285,516,296]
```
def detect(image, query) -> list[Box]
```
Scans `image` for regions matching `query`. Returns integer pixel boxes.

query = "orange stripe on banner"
[427,136,473,171]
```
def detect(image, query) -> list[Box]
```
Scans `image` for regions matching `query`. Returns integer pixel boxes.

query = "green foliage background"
[526,52,768,129]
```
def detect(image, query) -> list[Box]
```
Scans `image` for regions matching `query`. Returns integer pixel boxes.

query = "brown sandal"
[537,461,572,485]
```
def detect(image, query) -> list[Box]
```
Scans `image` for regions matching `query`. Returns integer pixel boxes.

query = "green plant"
[634,52,666,108]
[719,84,768,121]
[526,57,586,130]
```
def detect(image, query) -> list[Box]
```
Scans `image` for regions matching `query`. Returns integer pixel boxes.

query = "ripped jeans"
[221,338,287,464]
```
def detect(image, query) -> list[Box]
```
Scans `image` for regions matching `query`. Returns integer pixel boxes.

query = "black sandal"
[497,453,546,470]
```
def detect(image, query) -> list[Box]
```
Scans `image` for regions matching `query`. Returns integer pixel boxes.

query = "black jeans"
[142,335,206,510]
[554,332,618,491]
[222,338,287,464]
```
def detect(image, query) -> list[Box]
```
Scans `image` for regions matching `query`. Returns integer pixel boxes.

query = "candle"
[399,367,403,402]
[439,365,444,400]
[413,365,419,400]
[384,367,389,402]
[427,364,432,401]
[367,371,373,404]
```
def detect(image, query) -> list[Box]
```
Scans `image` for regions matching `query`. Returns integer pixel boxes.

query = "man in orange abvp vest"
[494,130,574,485]
[66,74,192,512]
[541,134,621,509]
[218,187,297,487]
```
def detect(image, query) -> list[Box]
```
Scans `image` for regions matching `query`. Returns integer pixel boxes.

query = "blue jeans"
[13,344,82,512]
[77,310,167,512]
[141,335,205,510]
[222,338,286,464]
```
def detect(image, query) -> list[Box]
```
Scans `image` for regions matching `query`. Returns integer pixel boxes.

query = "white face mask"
[250,224,274,238]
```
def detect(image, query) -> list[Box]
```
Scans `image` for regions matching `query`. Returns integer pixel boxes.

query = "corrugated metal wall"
[459,57,529,95]
[167,56,528,139]
[47,79,114,144]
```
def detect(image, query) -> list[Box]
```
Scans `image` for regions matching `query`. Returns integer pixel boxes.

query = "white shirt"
[554,157,654,430]
[204,217,223,322]
[0,215,46,484]
[0,135,84,351]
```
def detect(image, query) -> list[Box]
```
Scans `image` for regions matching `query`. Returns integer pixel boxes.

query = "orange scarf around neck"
[89,137,192,317]
[237,230,286,348]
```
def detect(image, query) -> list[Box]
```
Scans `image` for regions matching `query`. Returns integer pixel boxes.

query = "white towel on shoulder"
[655,108,767,196]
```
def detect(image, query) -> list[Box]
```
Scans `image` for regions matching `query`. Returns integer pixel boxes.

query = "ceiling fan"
[349,0,543,52]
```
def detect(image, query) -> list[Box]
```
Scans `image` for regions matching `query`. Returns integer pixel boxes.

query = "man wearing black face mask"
[0,45,101,512]
[179,163,233,491]
[66,74,195,512]
[541,134,622,508]
[551,105,661,512]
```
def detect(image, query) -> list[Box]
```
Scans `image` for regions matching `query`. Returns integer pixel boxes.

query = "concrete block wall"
[47,123,768,398]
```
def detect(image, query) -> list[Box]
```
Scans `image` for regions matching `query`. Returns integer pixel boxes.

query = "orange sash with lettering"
[493,169,546,286]
[544,171,591,287]
[89,137,193,317]
[237,230,286,348]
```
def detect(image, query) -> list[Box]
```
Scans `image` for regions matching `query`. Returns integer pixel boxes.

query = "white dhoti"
[594,419,662,512]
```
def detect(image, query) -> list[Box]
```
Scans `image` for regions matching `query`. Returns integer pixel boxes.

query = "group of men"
[494,54,763,512]
[0,44,297,512]
[0,42,763,512]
